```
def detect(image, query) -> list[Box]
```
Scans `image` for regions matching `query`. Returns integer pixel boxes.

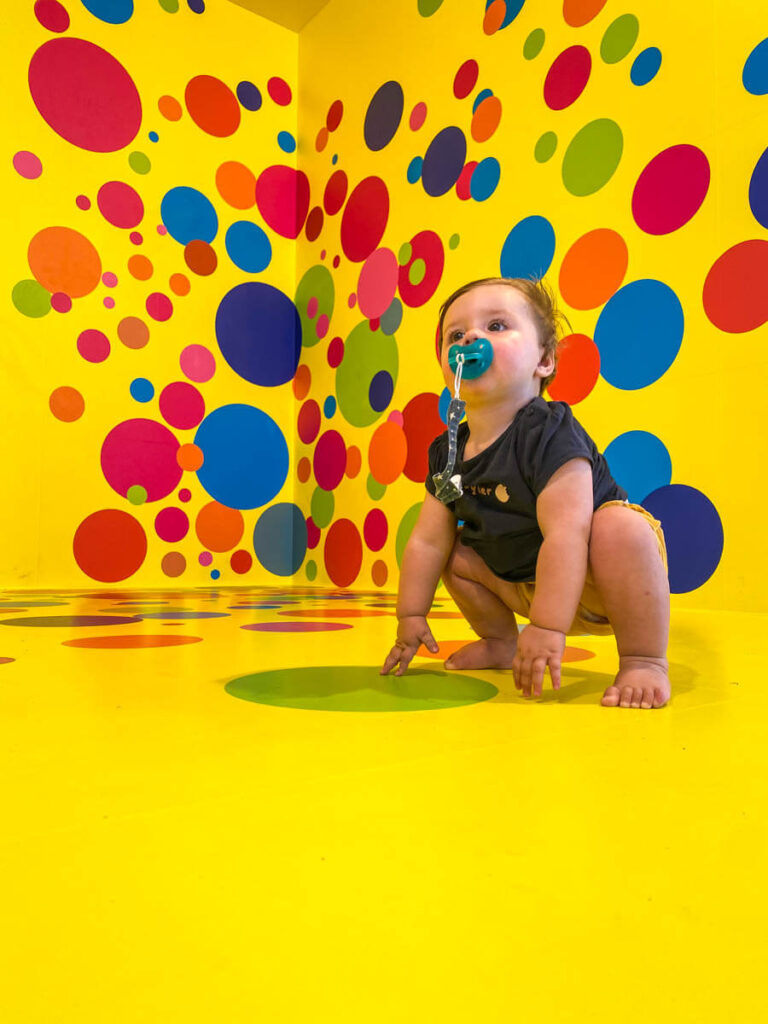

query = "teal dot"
[407,156,423,184]
[127,485,147,505]
[367,474,386,500]
[278,131,296,153]
[128,151,151,174]
[130,378,154,402]
[523,28,545,60]
[534,131,558,163]
[12,279,51,318]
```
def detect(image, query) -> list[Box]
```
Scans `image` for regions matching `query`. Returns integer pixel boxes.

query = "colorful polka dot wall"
[4,0,765,610]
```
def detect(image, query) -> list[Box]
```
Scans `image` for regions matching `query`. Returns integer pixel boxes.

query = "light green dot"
[367,474,386,501]
[311,487,334,528]
[417,0,445,17]
[158,0,179,12]
[305,560,317,581]
[396,503,422,567]
[562,119,623,197]
[409,258,427,286]
[127,485,147,505]
[129,151,151,174]
[448,233,460,250]
[601,14,640,64]
[12,279,51,318]
[336,321,398,427]
[398,243,412,265]
[535,131,558,163]
[523,28,545,60]
[295,264,335,349]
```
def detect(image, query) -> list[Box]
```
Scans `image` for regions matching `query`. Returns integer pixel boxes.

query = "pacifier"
[447,337,494,380]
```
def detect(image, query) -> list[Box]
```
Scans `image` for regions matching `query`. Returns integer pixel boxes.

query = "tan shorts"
[515,500,668,636]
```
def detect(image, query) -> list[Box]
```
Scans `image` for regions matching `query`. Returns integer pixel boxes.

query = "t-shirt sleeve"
[517,401,595,496]
[424,433,447,496]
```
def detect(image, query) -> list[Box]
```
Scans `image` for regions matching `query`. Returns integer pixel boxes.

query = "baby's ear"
[536,349,556,379]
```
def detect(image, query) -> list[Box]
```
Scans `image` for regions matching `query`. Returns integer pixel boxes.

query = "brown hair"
[437,277,571,394]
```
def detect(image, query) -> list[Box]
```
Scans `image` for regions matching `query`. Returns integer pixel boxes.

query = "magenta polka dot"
[178,488,192,502]
[77,329,110,363]
[315,313,330,339]
[199,551,213,566]
[357,247,399,319]
[76,194,91,210]
[347,292,357,308]
[103,296,115,309]
[306,517,321,549]
[155,507,190,543]
[101,418,182,501]
[543,46,592,110]
[327,336,344,367]
[51,292,72,312]
[130,231,143,245]
[13,151,43,179]
[410,102,427,130]
[159,381,205,430]
[307,296,319,318]
[313,429,347,491]
[146,292,173,321]
[157,224,167,235]
[632,145,710,235]
[97,181,144,229]
[387,409,404,426]
[363,508,388,551]
[34,1,70,33]
[320,249,327,260]
[102,272,118,287]
[180,344,216,382]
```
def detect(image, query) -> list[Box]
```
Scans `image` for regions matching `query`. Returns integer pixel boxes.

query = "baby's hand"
[512,624,566,698]
[380,615,439,676]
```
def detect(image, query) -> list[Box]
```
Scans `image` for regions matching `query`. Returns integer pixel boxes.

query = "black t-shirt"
[425,397,627,582]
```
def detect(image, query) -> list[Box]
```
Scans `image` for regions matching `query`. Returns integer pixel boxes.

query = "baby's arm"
[380,492,457,676]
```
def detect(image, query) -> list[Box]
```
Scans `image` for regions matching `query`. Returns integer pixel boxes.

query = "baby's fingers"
[549,657,562,691]
[421,628,439,654]
[380,648,402,675]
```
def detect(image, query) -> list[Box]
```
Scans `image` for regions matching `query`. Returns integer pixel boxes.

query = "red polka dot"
[543,46,592,110]
[340,177,389,263]
[409,102,427,130]
[306,517,321,549]
[703,239,768,333]
[323,170,348,215]
[398,230,444,308]
[231,550,253,574]
[324,519,363,587]
[327,336,344,367]
[305,205,324,242]
[159,382,205,430]
[547,334,600,404]
[364,509,388,551]
[456,161,477,201]
[155,507,189,543]
[267,77,292,106]
[632,145,710,235]
[297,399,320,444]
[101,418,182,501]
[146,292,173,321]
[256,165,310,239]
[313,430,346,491]
[454,59,479,99]
[326,99,343,131]
[73,509,147,582]
[402,392,444,482]
[34,1,70,32]
[97,181,144,229]
[184,75,241,137]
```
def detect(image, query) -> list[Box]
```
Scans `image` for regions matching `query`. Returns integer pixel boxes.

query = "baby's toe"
[641,687,655,709]
[601,685,621,707]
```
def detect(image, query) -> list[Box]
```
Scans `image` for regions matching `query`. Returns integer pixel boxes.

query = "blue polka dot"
[210,569,220,580]
[603,431,672,504]
[438,386,451,424]
[642,485,724,593]
[278,131,296,153]
[253,503,307,575]
[194,404,289,510]
[500,215,555,279]
[237,81,262,111]
[743,38,768,95]
[216,283,301,387]
[748,146,768,229]
[422,127,467,197]
[594,280,684,390]
[148,131,159,142]
[484,0,525,30]
[81,0,133,24]
[160,187,217,245]
[407,156,423,184]
[470,158,500,201]
[130,378,154,402]
[323,395,336,418]
[472,88,493,113]
[225,221,272,273]
[364,81,404,151]
[369,371,394,412]
[630,47,662,86]
[188,0,205,12]
[332,154,338,165]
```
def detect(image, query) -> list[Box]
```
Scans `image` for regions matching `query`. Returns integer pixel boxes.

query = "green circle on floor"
[225,665,498,712]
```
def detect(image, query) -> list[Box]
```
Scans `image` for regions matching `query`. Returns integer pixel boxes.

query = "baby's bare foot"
[444,637,517,671]
[601,656,670,709]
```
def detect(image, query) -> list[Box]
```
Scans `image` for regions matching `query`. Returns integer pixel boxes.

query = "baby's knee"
[590,505,658,559]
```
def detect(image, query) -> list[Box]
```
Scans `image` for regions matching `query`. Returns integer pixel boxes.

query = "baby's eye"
[448,329,464,343]
[487,320,507,332]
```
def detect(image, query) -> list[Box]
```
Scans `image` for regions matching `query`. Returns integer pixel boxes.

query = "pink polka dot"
[76,195,91,210]
[387,409,404,426]
[159,382,205,430]
[155,507,190,543]
[13,151,43,179]
[51,292,72,312]
[307,296,319,319]
[157,224,167,235]
[632,145,711,235]
[103,297,115,309]
[77,329,110,363]
[97,181,144,229]
[180,344,216,382]
[146,292,173,321]
[101,418,182,501]
[313,429,347,491]
[363,508,388,551]
[315,313,330,339]
[102,272,118,287]
[327,336,344,367]
[199,551,213,566]
[409,102,427,130]
[357,247,399,319]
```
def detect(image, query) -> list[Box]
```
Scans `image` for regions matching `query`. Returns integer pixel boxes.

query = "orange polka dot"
[316,127,329,152]
[177,443,203,471]
[49,386,84,422]
[195,501,244,552]
[28,226,101,297]
[292,364,311,400]
[161,552,186,578]
[158,95,183,121]
[169,273,190,296]
[483,0,506,35]
[117,316,149,349]
[216,161,257,209]
[559,229,628,310]
[563,0,608,28]
[184,240,217,276]
[471,95,502,142]
[368,421,407,484]
[346,445,362,478]
[371,559,388,587]
[297,456,311,483]
[128,255,153,281]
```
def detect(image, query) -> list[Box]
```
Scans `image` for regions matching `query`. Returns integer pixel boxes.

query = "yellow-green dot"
[600,14,640,64]
[398,242,412,265]
[12,279,51,318]
[409,258,427,286]
[311,486,334,528]
[127,485,147,505]
[158,0,179,12]
[534,131,558,163]
[305,559,317,581]
[367,474,386,501]
[448,233,460,249]
[129,151,151,174]
[523,28,545,60]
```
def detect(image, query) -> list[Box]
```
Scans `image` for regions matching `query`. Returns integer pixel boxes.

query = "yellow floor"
[0,587,765,1023]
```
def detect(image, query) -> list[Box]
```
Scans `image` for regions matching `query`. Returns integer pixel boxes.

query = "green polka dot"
[311,487,334,528]
[535,131,558,163]
[127,485,147,505]
[158,0,179,11]
[409,258,427,286]
[600,14,639,64]
[305,560,317,581]
[562,119,623,196]
[367,474,386,501]
[398,242,412,265]
[396,503,422,568]
[295,264,335,349]
[336,321,398,427]
[12,279,51,318]
[417,0,445,17]
[128,151,151,174]
[225,665,498,712]
[448,233,460,250]
[523,28,545,60]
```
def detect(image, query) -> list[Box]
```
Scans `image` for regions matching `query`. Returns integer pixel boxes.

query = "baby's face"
[439,284,553,398]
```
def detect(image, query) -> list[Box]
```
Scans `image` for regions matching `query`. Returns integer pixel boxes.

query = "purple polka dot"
[241,622,352,632]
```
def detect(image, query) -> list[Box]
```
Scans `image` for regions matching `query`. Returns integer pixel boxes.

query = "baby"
[380,277,671,709]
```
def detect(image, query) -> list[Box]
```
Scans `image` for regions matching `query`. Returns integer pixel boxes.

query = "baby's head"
[437,277,569,395]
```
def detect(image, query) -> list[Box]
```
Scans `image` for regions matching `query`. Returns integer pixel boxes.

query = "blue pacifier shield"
[448,338,493,379]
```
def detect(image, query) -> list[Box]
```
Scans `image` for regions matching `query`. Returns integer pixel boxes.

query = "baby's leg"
[440,538,527,672]
[587,505,671,709]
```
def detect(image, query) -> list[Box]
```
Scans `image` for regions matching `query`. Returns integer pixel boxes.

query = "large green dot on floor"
[225,665,498,712]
